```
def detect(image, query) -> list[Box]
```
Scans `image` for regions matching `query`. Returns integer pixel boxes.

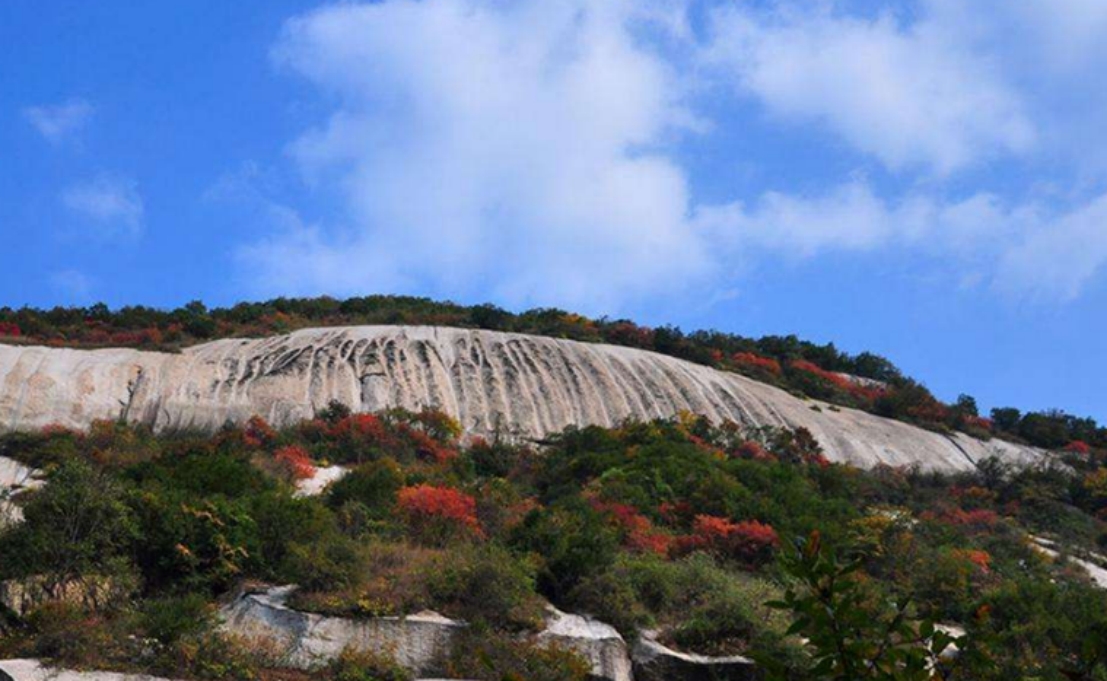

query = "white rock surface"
[0,456,41,527]
[1030,536,1107,589]
[293,465,349,498]
[219,585,462,674]
[0,660,174,681]
[0,327,1047,471]
[537,607,632,681]
[632,632,756,681]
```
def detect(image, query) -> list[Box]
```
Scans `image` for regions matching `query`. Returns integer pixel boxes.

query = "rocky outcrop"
[0,660,174,681]
[632,633,757,681]
[537,607,632,681]
[220,586,636,680]
[0,456,40,527]
[0,327,1046,471]
[1030,536,1107,589]
[0,576,129,617]
[219,585,462,674]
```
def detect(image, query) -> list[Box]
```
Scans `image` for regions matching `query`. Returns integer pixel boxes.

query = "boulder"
[632,632,758,681]
[219,585,463,675]
[536,607,632,681]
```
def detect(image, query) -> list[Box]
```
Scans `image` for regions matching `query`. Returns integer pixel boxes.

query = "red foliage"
[954,549,992,575]
[40,423,83,439]
[329,413,390,446]
[0,322,21,337]
[790,360,853,390]
[732,440,775,462]
[962,416,994,432]
[592,499,672,556]
[397,423,458,464]
[675,515,779,566]
[244,415,277,449]
[604,322,654,349]
[731,352,782,376]
[687,434,725,458]
[906,399,950,424]
[274,445,316,481]
[397,484,482,539]
[658,500,694,525]
[1065,440,1092,455]
[790,359,884,404]
[941,508,1000,528]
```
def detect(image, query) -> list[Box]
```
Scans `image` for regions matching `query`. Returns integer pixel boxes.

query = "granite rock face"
[632,633,757,681]
[219,585,462,674]
[0,660,175,681]
[220,587,634,680]
[0,327,1045,471]
[537,607,632,681]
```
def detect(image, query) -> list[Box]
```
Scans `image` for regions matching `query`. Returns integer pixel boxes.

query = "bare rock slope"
[0,327,1043,471]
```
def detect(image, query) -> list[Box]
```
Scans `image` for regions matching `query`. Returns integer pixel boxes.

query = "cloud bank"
[240,0,1107,311]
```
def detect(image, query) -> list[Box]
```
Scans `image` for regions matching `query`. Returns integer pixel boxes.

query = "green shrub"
[326,647,412,681]
[0,459,139,586]
[281,533,366,592]
[572,553,796,658]
[327,459,404,518]
[509,497,619,603]
[426,544,544,630]
[140,593,213,645]
[440,626,590,681]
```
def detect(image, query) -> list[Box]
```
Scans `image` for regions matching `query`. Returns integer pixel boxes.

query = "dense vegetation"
[1,295,1103,453]
[3,406,1107,680]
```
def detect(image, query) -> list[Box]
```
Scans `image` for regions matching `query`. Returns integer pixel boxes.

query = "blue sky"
[2,0,1106,421]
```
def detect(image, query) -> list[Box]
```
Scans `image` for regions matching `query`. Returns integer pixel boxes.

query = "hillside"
[0,326,1042,472]
[3,296,1103,454]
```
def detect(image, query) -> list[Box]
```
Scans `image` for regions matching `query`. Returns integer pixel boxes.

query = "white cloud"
[239,0,1107,308]
[49,270,94,302]
[699,179,1107,303]
[704,4,1034,174]
[246,0,713,312]
[23,99,94,145]
[61,176,144,237]
[994,193,1107,301]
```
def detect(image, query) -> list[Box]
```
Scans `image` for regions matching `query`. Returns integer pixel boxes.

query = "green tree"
[759,533,971,681]
[0,459,138,591]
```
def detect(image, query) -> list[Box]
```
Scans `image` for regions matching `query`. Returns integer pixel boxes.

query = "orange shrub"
[397,484,482,543]
[732,351,782,376]
[274,445,316,481]
[675,515,779,566]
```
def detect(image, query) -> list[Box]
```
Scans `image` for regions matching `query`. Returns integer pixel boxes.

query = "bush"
[510,498,619,603]
[326,647,412,681]
[0,459,139,587]
[22,602,121,667]
[281,533,366,592]
[396,484,482,544]
[140,593,213,644]
[327,459,404,519]
[571,553,795,657]
[426,544,544,630]
[439,627,590,681]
